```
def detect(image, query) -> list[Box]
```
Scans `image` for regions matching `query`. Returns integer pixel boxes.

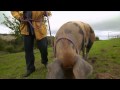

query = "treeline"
[0,36,54,53]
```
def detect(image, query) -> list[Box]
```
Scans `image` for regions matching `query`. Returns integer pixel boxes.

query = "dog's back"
[70,21,95,60]
[70,21,95,46]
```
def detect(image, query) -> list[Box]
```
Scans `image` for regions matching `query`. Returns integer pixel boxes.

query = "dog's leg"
[82,47,86,60]
[73,56,93,79]
[81,31,86,60]
[86,28,95,60]
[46,59,64,79]
[86,39,93,60]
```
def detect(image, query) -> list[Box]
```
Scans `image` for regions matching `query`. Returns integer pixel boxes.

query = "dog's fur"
[46,21,95,79]
[75,21,96,60]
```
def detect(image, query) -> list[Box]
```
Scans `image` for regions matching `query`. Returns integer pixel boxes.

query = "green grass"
[88,38,120,79]
[0,47,54,79]
[0,38,120,79]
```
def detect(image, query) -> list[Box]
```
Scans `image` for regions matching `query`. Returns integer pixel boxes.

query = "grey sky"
[50,11,120,30]
[0,11,120,40]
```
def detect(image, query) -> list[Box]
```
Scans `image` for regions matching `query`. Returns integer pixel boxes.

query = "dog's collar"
[54,36,79,57]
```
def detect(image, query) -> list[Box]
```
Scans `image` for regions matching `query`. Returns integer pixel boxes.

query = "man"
[11,11,52,77]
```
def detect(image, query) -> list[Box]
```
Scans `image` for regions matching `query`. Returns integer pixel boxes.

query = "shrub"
[0,36,24,53]
[4,45,15,53]
[0,38,6,51]
[47,36,54,46]
[96,36,100,41]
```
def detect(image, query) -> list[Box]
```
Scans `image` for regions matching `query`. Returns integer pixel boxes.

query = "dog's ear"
[46,58,64,79]
[81,58,93,78]
[73,56,93,79]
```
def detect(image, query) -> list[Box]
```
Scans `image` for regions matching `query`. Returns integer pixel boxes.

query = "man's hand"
[44,11,51,17]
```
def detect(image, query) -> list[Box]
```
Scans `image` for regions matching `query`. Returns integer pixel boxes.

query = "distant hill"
[0,34,15,41]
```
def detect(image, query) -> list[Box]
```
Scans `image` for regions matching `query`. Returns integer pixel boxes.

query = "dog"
[46,21,95,79]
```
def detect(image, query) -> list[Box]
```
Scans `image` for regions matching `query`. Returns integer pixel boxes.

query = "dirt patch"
[95,73,118,79]
[111,56,116,59]
[101,49,107,52]
[113,45,119,47]
[89,57,97,64]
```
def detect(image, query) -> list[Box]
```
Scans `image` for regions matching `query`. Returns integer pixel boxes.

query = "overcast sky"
[0,11,120,40]
[50,11,120,30]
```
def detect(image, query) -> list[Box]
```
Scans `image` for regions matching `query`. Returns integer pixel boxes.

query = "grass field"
[0,38,120,79]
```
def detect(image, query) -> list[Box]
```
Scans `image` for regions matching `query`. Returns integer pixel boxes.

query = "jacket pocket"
[35,22,47,35]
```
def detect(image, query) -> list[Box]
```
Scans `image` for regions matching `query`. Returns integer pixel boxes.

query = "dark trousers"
[23,35,48,71]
